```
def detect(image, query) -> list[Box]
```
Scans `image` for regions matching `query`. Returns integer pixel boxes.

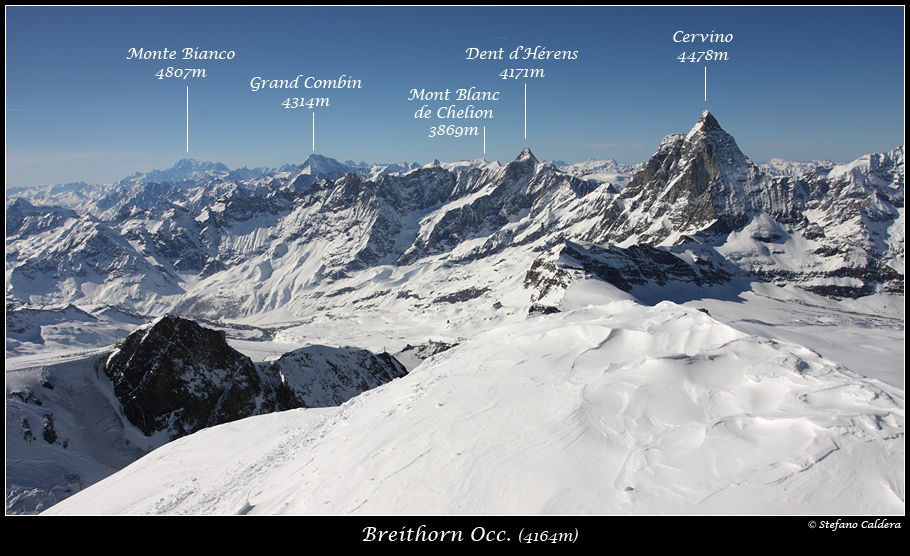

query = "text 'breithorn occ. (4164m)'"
[362,525,511,542]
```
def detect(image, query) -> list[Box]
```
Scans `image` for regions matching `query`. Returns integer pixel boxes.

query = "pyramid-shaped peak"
[8,197,35,210]
[686,110,731,142]
[698,110,720,128]
[680,110,755,173]
[691,110,725,133]
[515,147,539,163]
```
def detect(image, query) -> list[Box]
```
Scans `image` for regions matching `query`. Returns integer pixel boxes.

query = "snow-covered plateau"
[6,111,904,515]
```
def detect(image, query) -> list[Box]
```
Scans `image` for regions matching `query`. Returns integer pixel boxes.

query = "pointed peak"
[9,197,34,209]
[698,110,721,130]
[687,110,727,141]
[516,147,539,163]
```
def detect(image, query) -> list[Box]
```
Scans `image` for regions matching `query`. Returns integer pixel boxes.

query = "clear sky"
[6,5,905,188]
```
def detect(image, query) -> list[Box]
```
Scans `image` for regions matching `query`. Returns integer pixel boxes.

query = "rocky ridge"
[103,314,407,441]
[5,112,903,321]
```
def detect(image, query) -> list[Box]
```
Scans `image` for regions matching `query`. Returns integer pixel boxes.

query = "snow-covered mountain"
[117,158,234,187]
[556,157,640,190]
[557,157,637,175]
[40,291,905,515]
[760,157,837,176]
[6,111,904,515]
[7,111,901,318]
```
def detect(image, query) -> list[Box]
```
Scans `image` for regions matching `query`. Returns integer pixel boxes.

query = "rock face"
[614,111,765,243]
[5,198,80,239]
[569,241,733,291]
[525,240,735,302]
[265,346,408,409]
[103,315,408,441]
[604,111,904,297]
[104,315,265,439]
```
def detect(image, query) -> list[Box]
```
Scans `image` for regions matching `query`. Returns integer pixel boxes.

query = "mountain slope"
[6,314,407,513]
[43,297,904,515]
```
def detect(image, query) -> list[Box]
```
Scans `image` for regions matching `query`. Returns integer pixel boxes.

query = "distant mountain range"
[6,111,904,515]
[6,110,903,319]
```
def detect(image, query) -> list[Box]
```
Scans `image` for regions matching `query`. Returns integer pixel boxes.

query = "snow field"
[44,298,904,515]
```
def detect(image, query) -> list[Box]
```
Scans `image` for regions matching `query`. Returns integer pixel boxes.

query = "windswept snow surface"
[45,294,904,515]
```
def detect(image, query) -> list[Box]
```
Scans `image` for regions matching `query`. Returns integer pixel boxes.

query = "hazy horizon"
[6,6,904,189]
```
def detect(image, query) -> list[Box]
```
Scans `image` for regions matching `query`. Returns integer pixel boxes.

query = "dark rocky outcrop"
[525,240,736,302]
[104,315,264,439]
[104,315,408,441]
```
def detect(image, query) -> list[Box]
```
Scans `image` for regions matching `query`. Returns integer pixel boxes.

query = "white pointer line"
[312,112,315,152]
[704,66,707,102]
[524,83,527,139]
[186,87,189,152]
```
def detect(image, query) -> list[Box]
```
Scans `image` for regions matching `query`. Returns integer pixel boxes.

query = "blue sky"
[6,5,905,188]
